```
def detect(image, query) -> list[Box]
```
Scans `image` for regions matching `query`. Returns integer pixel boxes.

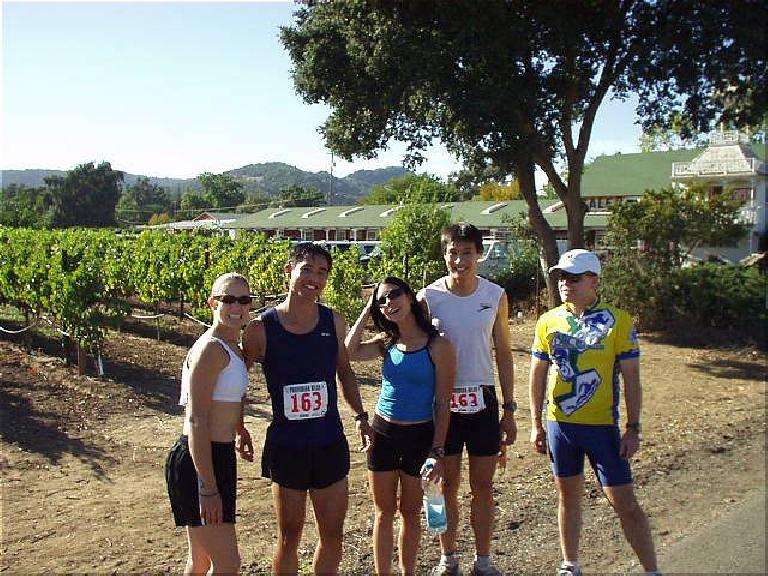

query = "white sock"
[441,552,458,567]
[562,560,581,570]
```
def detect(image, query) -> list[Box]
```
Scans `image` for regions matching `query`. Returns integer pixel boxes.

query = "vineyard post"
[23,307,31,354]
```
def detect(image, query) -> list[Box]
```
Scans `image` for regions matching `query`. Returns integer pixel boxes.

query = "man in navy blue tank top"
[243,242,374,575]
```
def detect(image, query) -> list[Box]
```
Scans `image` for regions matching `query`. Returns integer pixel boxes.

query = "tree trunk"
[564,192,587,249]
[516,156,561,309]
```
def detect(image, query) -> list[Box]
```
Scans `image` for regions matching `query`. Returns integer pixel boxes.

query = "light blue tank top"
[376,344,436,422]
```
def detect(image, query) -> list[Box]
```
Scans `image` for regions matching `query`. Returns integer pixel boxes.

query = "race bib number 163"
[284,381,328,420]
[451,385,486,414]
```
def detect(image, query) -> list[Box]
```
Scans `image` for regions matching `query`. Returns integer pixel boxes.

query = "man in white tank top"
[417,223,517,576]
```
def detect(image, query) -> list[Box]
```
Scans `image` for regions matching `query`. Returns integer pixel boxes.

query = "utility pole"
[328,150,334,206]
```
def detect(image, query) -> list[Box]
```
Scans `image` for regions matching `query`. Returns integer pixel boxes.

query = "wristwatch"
[501,400,518,413]
[428,446,445,459]
[354,411,369,422]
[626,421,641,433]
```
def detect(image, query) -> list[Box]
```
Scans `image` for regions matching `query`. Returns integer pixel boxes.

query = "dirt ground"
[0,313,765,575]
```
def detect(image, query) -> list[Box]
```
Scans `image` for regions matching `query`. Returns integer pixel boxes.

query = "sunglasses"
[376,287,405,306]
[214,294,253,305]
[558,272,595,283]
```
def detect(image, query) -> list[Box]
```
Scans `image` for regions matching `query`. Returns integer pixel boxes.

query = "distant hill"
[1,163,409,205]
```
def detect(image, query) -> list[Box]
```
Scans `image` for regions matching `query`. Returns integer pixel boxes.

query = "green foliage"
[485,240,544,304]
[0,185,53,228]
[324,246,366,324]
[278,185,325,207]
[179,191,209,216]
[600,187,759,342]
[362,173,464,205]
[282,0,766,289]
[605,187,747,269]
[369,202,450,289]
[117,176,173,224]
[44,162,124,228]
[199,172,246,209]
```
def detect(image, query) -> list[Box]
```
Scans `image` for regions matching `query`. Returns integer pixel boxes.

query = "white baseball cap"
[549,249,601,276]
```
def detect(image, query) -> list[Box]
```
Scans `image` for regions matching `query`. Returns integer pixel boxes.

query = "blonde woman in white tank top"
[165,272,254,575]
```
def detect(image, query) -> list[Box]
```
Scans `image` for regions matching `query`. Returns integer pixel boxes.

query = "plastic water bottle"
[421,458,448,534]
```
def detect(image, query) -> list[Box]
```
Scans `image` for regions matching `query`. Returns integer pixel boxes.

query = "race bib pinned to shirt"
[451,385,486,414]
[283,381,328,420]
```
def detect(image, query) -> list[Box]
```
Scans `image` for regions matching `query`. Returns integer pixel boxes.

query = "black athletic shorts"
[165,435,237,527]
[261,430,350,491]
[367,413,434,477]
[444,385,501,457]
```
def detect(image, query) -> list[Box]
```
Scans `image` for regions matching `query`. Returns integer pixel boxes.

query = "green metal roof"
[580,149,702,197]
[227,200,562,230]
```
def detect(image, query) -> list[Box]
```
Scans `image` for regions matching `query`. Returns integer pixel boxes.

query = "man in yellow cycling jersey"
[529,249,661,576]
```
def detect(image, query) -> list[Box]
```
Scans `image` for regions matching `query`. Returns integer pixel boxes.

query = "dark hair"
[370,276,437,348]
[291,242,332,271]
[440,222,483,253]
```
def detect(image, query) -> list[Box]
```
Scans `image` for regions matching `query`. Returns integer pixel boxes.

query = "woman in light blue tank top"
[346,276,455,576]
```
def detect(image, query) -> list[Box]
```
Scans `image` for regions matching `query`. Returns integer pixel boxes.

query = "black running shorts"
[261,431,350,491]
[367,413,434,477]
[444,385,501,457]
[165,435,237,526]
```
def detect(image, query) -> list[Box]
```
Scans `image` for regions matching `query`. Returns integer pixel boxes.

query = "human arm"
[186,342,228,524]
[344,293,386,361]
[493,292,517,445]
[334,310,374,451]
[619,357,642,459]
[425,336,455,482]
[529,356,550,454]
[241,318,266,369]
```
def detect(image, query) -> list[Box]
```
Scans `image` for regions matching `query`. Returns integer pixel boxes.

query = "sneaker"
[558,562,583,576]
[470,561,503,576]
[431,560,460,576]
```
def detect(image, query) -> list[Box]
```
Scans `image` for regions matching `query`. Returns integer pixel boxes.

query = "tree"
[117,177,172,223]
[477,180,522,201]
[361,173,464,205]
[601,186,751,331]
[44,162,123,228]
[0,185,53,228]
[277,184,325,207]
[281,0,766,304]
[369,202,451,289]
[179,191,209,217]
[198,172,245,209]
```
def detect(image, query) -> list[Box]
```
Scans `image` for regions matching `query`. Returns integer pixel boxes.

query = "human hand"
[199,491,223,525]
[420,457,444,485]
[236,425,254,462]
[530,425,547,454]
[619,429,640,459]
[500,412,518,445]
[357,419,374,452]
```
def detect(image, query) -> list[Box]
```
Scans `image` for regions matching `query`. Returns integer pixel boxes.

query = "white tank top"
[179,334,249,405]
[418,276,504,388]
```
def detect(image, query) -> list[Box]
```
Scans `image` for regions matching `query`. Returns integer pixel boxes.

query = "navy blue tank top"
[262,305,344,449]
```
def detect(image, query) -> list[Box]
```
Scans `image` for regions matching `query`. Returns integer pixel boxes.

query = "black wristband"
[626,422,641,432]
[354,411,369,422]
[501,400,518,412]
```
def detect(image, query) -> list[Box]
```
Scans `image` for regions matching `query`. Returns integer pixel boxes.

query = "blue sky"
[2,1,643,182]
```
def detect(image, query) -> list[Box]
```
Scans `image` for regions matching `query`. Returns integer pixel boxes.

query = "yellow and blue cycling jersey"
[531,300,639,425]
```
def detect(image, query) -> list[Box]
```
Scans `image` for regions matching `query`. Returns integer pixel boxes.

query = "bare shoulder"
[430,334,456,359]
[242,318,266,363]
[188,337,228,369]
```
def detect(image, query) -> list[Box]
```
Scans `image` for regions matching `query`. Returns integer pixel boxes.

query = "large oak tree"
[281,0,766,303]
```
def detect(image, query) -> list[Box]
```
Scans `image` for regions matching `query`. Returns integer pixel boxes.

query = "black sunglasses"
[376,287,405,306]
[214,294,253,305]
[558,272,595,283]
